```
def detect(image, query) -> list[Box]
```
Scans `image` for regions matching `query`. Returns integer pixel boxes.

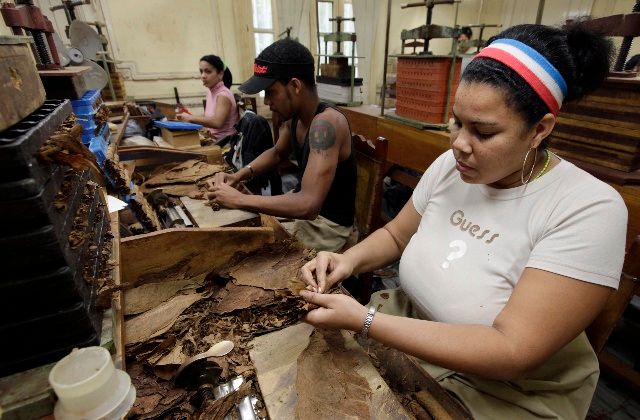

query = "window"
[252,0,275,55]
[343,1,354,33]
[318,0,334,62]
[342,1,358,76]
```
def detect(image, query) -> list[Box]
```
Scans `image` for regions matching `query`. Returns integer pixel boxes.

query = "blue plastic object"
[87,123,111,165]
[74,105,104,142]
[154,120,202,130]
[89,134,108,165]
[80,124,98,144]
[71,90,103,114]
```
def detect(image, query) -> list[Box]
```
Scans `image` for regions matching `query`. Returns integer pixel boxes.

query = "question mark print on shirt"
[442,240,467,269]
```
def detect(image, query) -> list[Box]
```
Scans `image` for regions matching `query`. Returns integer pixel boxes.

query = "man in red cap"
[208,39,357,252]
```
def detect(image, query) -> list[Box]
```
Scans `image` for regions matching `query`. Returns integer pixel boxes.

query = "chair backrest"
[236,95,257,114]
[352,134,388,240]
[587,235,640,354]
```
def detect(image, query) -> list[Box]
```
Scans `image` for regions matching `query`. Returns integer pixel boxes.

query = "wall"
[364,0,640,106]
[0,0,258,112]
[1,0,638,108]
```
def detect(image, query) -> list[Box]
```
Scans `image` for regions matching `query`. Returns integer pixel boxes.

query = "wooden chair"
[353,134,389,240]
[586,235,640,389]
[343,134,389,303]
[239,96,257,114]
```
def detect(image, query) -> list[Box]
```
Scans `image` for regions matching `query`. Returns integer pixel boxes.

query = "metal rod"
[316,0,322,75]
[614,0,640,71]
[535,0,545,24]
[443,1,460,123]
[350,38,355,103]
[381,0,392,116]
[401,1,428,9]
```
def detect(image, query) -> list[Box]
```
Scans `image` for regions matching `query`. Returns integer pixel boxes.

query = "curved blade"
[80,59,109,90]
[52,32,71,66]
[69,20,102,61]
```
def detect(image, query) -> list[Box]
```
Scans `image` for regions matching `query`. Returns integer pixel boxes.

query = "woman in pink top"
[176,55,239,139]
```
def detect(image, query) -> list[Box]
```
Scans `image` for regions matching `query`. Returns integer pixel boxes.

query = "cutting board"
[180,197,261,228]
[249,323,412,420]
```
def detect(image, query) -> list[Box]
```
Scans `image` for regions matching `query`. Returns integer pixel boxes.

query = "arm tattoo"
[309,119,336,155]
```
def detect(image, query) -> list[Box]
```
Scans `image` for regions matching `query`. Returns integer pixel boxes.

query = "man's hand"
[206,182,244,209]
[300,291,367,331]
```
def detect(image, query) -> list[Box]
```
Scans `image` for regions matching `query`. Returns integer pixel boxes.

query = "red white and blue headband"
[473,38,568,115]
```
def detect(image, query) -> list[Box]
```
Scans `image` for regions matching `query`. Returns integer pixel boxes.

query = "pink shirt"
[205,81,238,139]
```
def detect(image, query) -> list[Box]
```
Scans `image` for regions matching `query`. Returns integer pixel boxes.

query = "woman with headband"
[176,54,238,139]
[299,23,627,418]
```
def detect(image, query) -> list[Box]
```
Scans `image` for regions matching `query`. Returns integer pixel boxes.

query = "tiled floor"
[588,373,640,420]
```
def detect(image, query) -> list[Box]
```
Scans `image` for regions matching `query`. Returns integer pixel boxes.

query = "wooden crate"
[160,127,201,149]
[0,36,46,131]
[550,77,640,172]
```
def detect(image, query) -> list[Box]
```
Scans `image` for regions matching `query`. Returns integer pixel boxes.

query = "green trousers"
[369,289,599,420]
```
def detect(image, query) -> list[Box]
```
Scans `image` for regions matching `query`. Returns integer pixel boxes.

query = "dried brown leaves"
[126,240,316,419]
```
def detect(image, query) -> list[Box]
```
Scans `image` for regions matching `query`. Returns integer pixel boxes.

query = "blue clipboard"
[154,120,203,130]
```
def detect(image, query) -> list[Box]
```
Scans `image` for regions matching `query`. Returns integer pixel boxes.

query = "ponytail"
[200,54,233,88]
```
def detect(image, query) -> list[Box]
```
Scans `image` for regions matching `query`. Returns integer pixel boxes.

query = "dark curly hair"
[461,23,613,147]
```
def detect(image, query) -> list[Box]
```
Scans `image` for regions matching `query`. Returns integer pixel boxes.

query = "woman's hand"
[212,171,240,188]
[300,291,367,331]
[300,251,355,293]
[176,112,194,122]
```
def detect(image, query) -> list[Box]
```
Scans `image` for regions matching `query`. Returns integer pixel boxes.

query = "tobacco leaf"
[125,293,203,345]
[125,278,205,316]
[131,394,163,416]
[156,183,205,199]
[129,361,189,418]
[126,241,316,417]
[228,243,313,291]
[144,160,225,187]
[145,336,177,365]
[155,342,187,367]
[211,282,275,314]
[295,329,372,419]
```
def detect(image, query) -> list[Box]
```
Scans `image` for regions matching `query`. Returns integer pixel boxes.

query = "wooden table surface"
[340,105,450,178]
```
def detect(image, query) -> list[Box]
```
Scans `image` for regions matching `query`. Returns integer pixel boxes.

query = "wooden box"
[0,36,46,132]
[155,101,177,119]
[549,77,640,172]
[160,127,201,149]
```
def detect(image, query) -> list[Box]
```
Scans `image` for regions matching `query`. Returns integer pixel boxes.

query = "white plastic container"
[49,347,135,420]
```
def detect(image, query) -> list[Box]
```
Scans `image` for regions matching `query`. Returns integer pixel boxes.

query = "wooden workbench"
[340,105,640,247]
[341,105,449,188]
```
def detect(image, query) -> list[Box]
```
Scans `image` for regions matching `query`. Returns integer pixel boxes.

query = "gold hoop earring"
[521,147,537,185]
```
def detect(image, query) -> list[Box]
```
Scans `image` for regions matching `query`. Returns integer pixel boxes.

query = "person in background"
[299,23,627,419]
[176,54,238,139]
[624,54,640,73]
[208,39,357,252]
[457,26,473,54]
